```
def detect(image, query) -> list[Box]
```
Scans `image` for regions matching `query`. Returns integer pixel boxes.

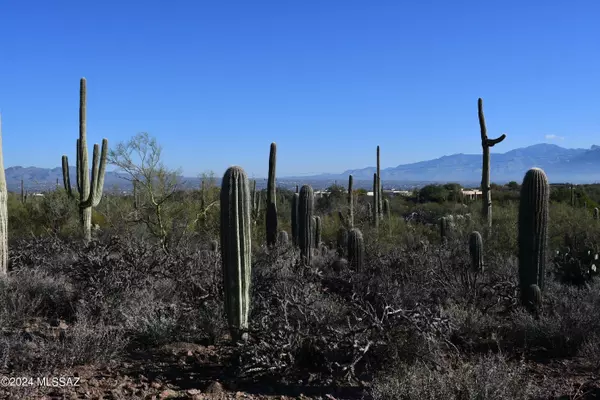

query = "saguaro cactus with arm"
[61,78,108,244]
[478,98,506,230]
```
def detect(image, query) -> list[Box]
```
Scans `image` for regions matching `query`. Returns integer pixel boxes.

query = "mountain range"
[303,143,600,185]
[6,143,600,193]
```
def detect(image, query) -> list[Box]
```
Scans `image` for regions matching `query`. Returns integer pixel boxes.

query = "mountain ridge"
[6,143,600,192]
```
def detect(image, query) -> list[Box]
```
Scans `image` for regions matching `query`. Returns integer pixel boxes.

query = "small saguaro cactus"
[524,284,543,314]
[278,230,289,246]
[347,228,364,271]
[314,216,322,247]
[20,179,25,204]
[383,198,390,218]
[348,174,354,228]
[266,142,278,247]
[0,114,8,275]
[518,168,549,307]
[220,166,252,342]
[62,78,108,244]
[298,185,315,265]
[291,192,299,246]
[440,217,448,242]
[594,207,599,220]
[478,98,506,230]
[469,231,484,273]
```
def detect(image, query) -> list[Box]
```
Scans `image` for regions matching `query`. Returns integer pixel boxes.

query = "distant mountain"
[331,143,600,184]
[6,143,600,193]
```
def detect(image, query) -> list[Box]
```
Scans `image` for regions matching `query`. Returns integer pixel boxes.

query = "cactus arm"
[90,138,108,207]
[76,139,82,195]
[61,155,74,197]
[486,134,506,147]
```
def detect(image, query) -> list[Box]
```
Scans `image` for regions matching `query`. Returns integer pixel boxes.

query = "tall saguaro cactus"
[298,185,314,265]
[291,192,299,246]
[266,142,278,246]
[220,166,252,342]
[0,114,8,275]
[377,146,382,219]
[518,168,549,308]
[372,173,379,228]
[62,78,108,244]
[478,98,506,230]
[348,174,354,228]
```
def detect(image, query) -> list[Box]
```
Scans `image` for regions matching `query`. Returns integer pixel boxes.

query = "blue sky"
[0,1,599,178]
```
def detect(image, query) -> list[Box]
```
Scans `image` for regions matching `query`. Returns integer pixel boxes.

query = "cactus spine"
[266,142,278,247]
[291,192,299,246]
[0,114,7,275]
[298,185,314,265]
[348,174,354,228]
[62,78,108,244]
[469,231,484,272]
[347,228,364,271]
[220,166,252,342]
[518,168,549,307]
[478,98,506,230]
[383,198,390,218]
[20,179,25,204]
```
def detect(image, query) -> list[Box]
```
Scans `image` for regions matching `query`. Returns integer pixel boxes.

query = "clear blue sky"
[1,1,599,178]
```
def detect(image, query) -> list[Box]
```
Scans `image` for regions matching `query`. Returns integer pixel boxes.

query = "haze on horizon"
[0,1,599,179]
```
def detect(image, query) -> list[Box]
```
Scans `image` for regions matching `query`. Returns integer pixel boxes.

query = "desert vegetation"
[0,80,600,399]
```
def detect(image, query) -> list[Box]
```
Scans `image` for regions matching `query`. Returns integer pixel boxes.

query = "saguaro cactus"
[62,78,108,244]
[377,146,382,219]
[440,217,448,242]
[266,142,278,246]
[314,216,322,247]
[383,198,390,218]
[348,174,354,228]
[518,168,549,307]
[298,185,314,264]
[347,228,364,271]
[0,115,8,275]
[469,231,484,273]
[372,173,379,228]
[291,192,299,246]
[278,230,289,245]
[220,166,252,342]
[478,98,506,230]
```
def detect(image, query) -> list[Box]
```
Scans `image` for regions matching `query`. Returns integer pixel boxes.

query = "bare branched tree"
[108,132,182,254]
